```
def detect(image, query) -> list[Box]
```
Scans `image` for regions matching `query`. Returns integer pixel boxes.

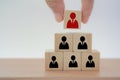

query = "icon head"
[71,55,76,60]
[70,12,76,19]
[51,56,56,61]
[61,36,67,42]
[80,36,85,42]
[88,55,93,61]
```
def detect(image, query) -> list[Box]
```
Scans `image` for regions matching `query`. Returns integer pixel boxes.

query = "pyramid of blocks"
[45,10,100,71]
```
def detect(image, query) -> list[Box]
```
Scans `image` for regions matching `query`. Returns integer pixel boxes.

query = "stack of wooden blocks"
[45,10,100,71]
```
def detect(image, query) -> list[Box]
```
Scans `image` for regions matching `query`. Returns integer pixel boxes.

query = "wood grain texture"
[0,59,120,80]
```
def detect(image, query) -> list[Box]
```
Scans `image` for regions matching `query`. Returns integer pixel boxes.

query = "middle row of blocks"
[55,33,92,52]
[45,50,100,71]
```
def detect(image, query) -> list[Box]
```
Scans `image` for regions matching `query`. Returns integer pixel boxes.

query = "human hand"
[46,0,94,23]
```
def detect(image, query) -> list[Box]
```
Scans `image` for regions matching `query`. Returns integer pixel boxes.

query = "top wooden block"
[64,10,81,29]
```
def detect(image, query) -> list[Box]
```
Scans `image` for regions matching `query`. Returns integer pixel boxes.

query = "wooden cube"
[64,52,82,70]
[73,33,92,52]
[45,50,63,70]
[64,10,81,29]
[55,33,73,52]
[82,50,100,70]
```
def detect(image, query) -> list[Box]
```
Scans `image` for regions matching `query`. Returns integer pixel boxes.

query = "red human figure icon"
[67,12,79,28]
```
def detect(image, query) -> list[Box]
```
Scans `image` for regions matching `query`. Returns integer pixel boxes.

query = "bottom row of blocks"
[45,50,100,71]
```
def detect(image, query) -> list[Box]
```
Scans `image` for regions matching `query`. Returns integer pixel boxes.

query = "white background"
[0,0,120,58]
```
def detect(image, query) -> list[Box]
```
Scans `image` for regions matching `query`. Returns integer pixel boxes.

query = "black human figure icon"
[69,55,78,67]
[78,36,88,49]
[86,55,95,67]
[59,36,69,49]
[49,56,58,68]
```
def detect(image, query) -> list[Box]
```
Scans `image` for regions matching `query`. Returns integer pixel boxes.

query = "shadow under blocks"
[45,33,100,71]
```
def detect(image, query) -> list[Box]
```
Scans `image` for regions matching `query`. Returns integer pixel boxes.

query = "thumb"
[46,0,65,22]
[81,0,94,23]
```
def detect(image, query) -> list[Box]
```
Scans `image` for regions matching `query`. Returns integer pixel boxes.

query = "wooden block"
[73,33,92,52]
[82,50,100,70]
[55,33,73,52]
[45,50,63,70]
[64,10,81,29]
[64,52,82,70]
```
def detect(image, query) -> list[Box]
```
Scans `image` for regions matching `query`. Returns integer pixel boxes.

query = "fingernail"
[83,18,87,23]
[55,13,63,22]
[82,16,88,24]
